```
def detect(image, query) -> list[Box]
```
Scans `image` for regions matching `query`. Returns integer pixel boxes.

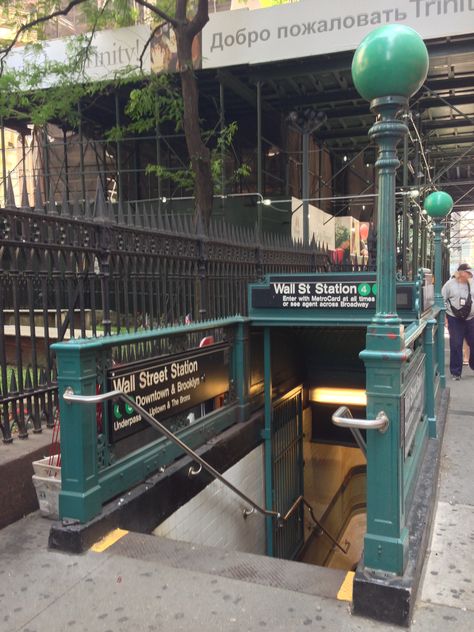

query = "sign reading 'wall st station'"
[263,279,376,309]
[107,345,229,442]
[250,275,414,313]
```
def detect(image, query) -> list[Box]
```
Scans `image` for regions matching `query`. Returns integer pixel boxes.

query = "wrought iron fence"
[0,178,340,443]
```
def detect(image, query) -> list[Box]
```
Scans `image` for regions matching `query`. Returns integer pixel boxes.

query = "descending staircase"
[104,531,348,600]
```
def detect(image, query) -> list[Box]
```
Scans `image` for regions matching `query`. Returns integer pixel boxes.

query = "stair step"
[108,531,347,600]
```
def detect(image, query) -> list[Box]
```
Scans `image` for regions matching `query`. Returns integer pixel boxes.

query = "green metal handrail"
[62,386,282,522]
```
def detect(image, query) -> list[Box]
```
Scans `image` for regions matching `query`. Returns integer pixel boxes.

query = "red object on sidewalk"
[199,336,214,347]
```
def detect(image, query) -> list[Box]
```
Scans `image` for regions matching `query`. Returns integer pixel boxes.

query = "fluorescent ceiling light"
[310,387,367,407]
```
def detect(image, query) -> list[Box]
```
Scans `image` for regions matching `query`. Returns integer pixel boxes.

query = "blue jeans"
[447,314,474,377]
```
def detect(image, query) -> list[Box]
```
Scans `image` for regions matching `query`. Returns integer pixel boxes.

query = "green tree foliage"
[335,224,350,249]
[110,74,248,192]
[0,0,249,228]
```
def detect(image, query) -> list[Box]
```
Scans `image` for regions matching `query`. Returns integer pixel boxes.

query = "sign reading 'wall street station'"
[250,275,414,312]
[107,346,229,442]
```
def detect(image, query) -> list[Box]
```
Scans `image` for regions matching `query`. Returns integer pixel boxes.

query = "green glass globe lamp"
[424,191,453,219]
[352,24,429,101]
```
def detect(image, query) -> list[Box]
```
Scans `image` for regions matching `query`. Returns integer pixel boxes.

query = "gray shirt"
[441,277,474,320]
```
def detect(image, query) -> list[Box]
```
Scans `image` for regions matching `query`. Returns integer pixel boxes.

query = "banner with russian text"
[202,0,474,69]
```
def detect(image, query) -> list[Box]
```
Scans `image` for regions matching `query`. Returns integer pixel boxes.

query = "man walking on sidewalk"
[442,263,474,380]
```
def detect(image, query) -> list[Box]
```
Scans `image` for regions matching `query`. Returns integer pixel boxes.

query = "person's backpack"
[448,288,472,320]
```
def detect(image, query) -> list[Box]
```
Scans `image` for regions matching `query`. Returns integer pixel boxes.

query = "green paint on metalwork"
[233,322,249,415]
[403,417,428,507]
[56,345,102,522]
[432,221,447,388]
[52,316,248,352]
[424,319,437,438]
[355,25,430,574]
[263,327,274,557]
[54,316,249,523]
[352,25,429,101]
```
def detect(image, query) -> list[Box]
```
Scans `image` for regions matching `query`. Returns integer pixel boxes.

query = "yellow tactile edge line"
[337,571,355,601]
[91,528,129,552]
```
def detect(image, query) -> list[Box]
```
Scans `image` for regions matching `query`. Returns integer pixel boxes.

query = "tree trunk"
[175,27,213,232]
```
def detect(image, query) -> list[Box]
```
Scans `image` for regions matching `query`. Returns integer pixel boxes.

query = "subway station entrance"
[49,266,445,626]
[249,270,439,577]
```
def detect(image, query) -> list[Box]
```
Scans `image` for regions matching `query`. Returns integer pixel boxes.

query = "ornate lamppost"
[424,191,453,391]
[287,109,326,246]
[352,25,429,574]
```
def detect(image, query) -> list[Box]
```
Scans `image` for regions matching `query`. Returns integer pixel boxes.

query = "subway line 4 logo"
[357,283,377,296]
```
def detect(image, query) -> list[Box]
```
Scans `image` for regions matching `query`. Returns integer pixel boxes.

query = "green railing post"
[54,342,102,522]
[424,191,454,390]
[233,321,250,421]
[352,24,429,574]
[263,327,274,556]
[423,318,437,437]
[435,235,447,390]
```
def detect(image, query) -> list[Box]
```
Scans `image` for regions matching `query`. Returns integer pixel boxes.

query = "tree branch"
[0,0,90,74]
[133,0,179,28]
[188,0,209,39]
[138,21,165,72]
[76,0,112,76]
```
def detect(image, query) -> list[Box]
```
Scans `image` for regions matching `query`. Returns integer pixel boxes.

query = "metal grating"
[109,531,346,600]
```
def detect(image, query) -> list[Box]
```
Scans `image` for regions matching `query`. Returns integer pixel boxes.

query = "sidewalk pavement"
[1,368,473,631]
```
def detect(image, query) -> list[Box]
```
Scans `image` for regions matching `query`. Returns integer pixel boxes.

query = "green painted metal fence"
[271,386,304,560]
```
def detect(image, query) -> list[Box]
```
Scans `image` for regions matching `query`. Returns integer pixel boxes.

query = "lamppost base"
[360,323,408,576]
[352,387,450,627]
[362,322,407,357]
[363,529,408,575]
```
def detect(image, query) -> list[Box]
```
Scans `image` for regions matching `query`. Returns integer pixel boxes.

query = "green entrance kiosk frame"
[248,24,451,626]
[50,24,451,629]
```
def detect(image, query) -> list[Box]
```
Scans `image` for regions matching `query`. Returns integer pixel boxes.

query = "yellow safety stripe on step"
[91,528,128,552]
[337,571,355,602]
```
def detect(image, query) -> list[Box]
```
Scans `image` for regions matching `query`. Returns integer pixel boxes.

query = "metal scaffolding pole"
[155,102,162,209]
[257,81,262,239]
[78,102,87,203]
[0,116,7,204]
[115,92,123,209]
[402,134,409,277]
[43,126,51,202]
[220,81,226,209]
[62,127,70,202]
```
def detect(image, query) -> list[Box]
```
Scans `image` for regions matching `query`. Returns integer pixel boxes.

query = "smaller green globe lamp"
[424,190,452,390]
[423,191,453,219]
